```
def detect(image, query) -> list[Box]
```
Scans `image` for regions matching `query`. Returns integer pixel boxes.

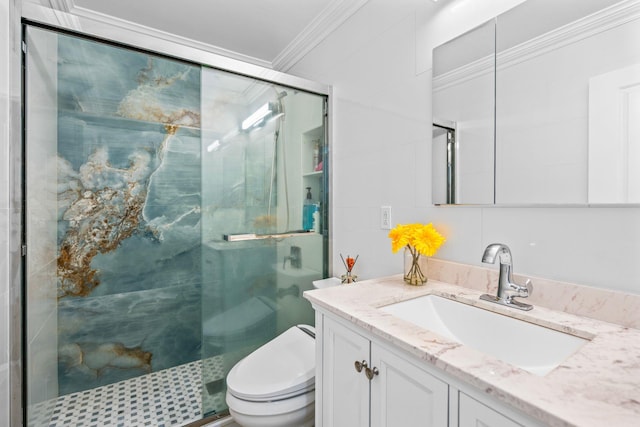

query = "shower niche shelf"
[301,125,325,233]
[60,111,201,137]
[301,126,324,174]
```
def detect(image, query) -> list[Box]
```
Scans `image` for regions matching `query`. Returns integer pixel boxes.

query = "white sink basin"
[380,295,588,376]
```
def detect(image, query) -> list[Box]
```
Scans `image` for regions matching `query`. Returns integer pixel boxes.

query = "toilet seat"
[226,325,315,402]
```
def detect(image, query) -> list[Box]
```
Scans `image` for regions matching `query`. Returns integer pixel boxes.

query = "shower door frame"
[9,3,333,426]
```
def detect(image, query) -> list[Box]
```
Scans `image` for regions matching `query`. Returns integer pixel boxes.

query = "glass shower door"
[24,25,205,426]
[23,23,328,426]
[199,68,327,417]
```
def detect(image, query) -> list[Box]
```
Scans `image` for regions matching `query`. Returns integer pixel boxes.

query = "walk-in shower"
[22,24,328,426]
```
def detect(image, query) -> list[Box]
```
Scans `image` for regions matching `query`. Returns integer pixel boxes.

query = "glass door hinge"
[21,245,27,256]
[22,41,27,53]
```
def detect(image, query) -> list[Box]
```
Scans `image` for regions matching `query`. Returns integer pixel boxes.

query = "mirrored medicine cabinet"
[432,0,640,205]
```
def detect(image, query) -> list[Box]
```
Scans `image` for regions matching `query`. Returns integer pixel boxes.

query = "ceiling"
[51,0,370,71]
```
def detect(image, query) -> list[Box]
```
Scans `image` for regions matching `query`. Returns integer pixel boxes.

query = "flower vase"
[404,246,427,285]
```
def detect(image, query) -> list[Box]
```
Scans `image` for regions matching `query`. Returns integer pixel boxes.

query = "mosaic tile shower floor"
[29,356,227,427]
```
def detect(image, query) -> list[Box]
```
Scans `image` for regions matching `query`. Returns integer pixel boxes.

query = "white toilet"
[226,325,316,427]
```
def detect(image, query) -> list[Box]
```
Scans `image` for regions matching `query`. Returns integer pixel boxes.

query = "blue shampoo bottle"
[303,187,316,231]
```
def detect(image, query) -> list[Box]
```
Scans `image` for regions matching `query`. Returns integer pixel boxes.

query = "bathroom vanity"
[304,271,640,427]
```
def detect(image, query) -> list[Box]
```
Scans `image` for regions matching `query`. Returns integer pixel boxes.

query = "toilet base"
[229,408,313,427]
[226,390,314,427]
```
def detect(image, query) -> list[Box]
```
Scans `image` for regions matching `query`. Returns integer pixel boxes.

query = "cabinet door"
[322,316,371,427]
[459,393,523,427]
[370,344,449,427]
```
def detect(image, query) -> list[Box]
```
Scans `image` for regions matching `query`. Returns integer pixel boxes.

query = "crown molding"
[57,0,273,69]
[434,0,640,91]
[46,0,82,30]
[433,54,493,92]
[43,0,368,72]
[497,0,640,72]
[47,0,72,12]
[272,0,370,72]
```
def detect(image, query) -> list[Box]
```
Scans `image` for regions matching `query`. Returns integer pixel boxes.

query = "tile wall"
[289,0,640,296]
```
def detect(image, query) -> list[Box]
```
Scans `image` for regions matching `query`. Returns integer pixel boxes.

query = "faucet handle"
[512,278,533,298]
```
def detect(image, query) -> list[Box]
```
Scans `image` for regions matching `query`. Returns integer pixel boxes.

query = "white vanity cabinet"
[321,315,370,426]
[370,341,449,427]
[459,393,523,427]
[315,310,542,427]
[319,315,449,427]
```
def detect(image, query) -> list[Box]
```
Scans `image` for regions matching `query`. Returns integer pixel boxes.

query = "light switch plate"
[381,206,392,229]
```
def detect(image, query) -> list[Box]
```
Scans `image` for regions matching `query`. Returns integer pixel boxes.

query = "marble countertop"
[304,275,640,427]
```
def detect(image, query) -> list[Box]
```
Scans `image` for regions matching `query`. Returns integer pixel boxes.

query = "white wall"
[288,0,640,295]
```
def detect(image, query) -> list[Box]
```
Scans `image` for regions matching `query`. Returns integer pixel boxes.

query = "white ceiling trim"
[432,54,492,92]
[497,0,640,72]
[46,0,82,30]
[47,0,71,11]
[434,0,640,91]
[46,0,369,72]
[272,0,370,72]
[56,0,273,68]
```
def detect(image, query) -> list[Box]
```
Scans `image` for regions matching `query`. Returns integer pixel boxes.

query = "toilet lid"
[227,325,315,401]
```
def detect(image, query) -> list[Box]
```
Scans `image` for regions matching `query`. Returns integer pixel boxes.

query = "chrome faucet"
[480,243,533,311]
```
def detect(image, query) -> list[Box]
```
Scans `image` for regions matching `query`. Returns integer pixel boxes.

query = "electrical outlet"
[381,206,392,229]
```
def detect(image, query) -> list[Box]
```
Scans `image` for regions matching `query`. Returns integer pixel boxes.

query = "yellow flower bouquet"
[388,223,445,285]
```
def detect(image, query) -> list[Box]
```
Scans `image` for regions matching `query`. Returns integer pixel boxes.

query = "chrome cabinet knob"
[354,360,367,373]
[365,366,379,380]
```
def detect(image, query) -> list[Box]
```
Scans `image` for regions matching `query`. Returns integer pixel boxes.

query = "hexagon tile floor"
[28,356,227,427]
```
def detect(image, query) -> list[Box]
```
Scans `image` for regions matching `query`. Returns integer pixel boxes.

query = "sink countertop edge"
[303,275,640,427]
